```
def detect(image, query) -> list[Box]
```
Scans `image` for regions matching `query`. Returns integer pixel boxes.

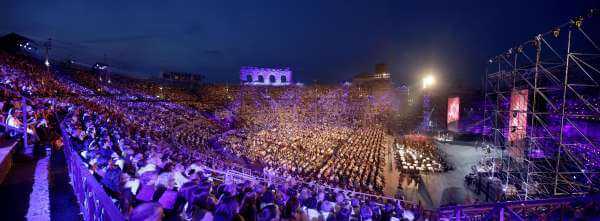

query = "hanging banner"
[447,97,460,132]
[508,89,528,160]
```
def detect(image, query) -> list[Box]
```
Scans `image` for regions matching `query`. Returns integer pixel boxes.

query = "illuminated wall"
[240,66,293,86]
[447,97,460,132]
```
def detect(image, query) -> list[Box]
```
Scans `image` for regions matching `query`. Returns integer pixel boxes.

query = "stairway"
[0,143,81,221]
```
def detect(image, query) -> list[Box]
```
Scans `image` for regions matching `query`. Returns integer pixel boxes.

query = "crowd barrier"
[217,167,428,214]
[60,122,125,221]
[437,194,600,220]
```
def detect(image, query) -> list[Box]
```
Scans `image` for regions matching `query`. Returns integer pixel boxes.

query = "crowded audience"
[2,38,599,220]
[1,49,428,220]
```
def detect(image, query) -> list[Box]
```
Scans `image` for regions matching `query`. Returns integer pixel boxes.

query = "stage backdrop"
[447,97,460,132]
[508,89,528,160]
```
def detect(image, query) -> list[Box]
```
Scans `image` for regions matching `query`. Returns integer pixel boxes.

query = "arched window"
[281,75,287,83]
[258,75,264,82]
[269,75,276,83]
[246,75,253,82]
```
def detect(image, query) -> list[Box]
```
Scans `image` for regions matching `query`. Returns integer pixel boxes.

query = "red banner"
[508,89,528,159]
[447,97,460,132]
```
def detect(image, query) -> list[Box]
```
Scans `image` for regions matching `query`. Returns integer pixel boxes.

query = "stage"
[384,141,486,208]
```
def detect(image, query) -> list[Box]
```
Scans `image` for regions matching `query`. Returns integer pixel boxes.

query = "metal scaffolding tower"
[483,9,600,200]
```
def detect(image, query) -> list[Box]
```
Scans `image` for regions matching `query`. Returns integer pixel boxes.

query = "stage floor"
[384,141,486,209]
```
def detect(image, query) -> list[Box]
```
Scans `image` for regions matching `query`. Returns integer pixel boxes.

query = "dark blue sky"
[1,0,598,86]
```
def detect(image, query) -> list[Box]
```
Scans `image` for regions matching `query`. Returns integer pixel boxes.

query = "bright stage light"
[422,74,435,89]
[44,59,50,67]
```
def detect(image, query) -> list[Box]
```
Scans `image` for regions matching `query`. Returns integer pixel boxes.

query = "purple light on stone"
[240,66,293,86]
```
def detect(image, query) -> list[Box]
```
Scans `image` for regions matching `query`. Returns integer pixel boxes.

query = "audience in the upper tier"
[2,47,599,221]
[1,51,427,220]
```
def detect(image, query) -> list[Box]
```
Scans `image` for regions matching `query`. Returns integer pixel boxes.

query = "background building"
[240,66,293,86]
[162,71,203,83]
[352,63,391,86]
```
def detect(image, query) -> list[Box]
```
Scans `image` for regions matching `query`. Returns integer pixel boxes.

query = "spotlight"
[422,74,435,89]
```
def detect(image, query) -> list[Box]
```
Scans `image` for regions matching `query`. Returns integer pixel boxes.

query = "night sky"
[1,0,598,87]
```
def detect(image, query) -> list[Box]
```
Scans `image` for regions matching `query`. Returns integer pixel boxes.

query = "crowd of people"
[214,84,403,194]
[59,65,425,220]
[395,135,448,174]
[2,40,599,220]
[222,124,389,193]
[0,51,69,148]
[0,49,429,220]
[64,107,425,221]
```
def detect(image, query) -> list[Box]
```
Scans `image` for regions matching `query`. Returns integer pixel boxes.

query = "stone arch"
[281,75,287,83]
[269,75,276,83]
[246,75,253,82]
[257,75,264,82]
